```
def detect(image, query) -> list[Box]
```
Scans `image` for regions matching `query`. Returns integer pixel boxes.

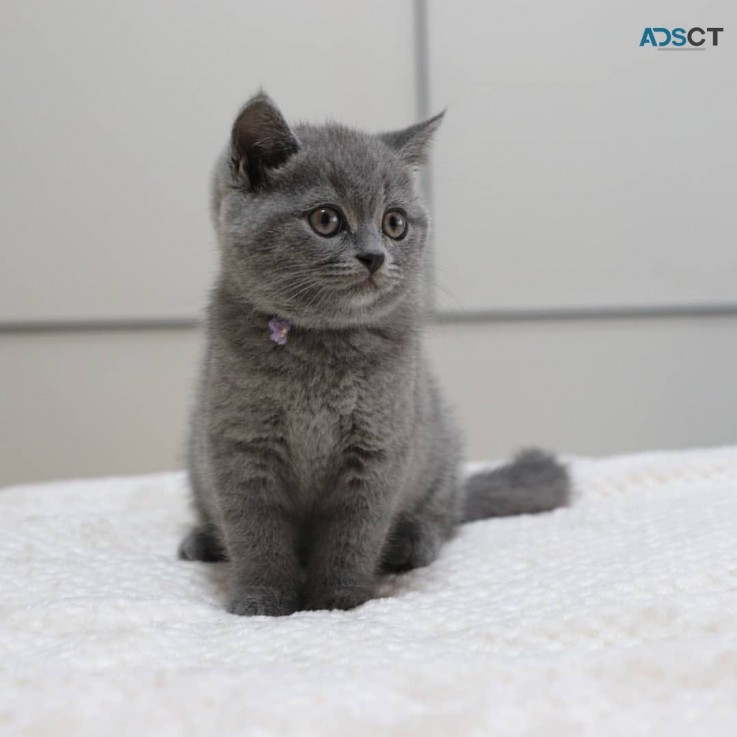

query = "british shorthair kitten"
[179,93,569,616]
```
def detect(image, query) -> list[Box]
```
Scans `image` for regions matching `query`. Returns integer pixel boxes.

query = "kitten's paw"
[227,585,299,617]
[381,519,441,574]
[178,526,227,562]
[303,583,374,612]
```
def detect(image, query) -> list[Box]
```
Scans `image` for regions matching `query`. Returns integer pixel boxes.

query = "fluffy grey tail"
[463,448,570,522]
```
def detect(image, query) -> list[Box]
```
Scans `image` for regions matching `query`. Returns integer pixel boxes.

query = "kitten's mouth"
[346,272,384,290]
[345,276,384,300]
[292,270,396,316]
[339,272,399,311]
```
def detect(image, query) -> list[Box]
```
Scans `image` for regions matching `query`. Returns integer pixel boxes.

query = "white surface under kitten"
[1,446,736,736]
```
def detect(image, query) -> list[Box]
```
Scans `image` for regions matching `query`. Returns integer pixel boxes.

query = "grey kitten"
[179,92,569,616]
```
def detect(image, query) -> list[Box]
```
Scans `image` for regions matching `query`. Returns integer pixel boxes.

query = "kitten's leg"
[381,465,461,574]
[304,469,396,611]
[225,504,301,617]
[212,439,302,617]
[180,424,226,561]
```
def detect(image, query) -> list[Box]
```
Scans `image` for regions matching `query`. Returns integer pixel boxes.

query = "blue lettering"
[653,27,672,46]
[640,28,657,46]
[671,28,687,46]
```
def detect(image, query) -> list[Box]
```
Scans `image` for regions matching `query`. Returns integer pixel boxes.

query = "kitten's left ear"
[378,111,445,168]
[230,92,300,190]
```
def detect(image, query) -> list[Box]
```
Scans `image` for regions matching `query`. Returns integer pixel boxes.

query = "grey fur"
[180,93,570,616]
[463,449,570,521]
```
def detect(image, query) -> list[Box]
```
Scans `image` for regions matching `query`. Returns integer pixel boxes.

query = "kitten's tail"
[463,448,570,522]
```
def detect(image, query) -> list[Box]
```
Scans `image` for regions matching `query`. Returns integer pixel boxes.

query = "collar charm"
[268,316,293,346]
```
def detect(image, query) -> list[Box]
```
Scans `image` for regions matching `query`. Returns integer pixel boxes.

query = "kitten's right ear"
[230,92,300,190]
[379,111,445,169]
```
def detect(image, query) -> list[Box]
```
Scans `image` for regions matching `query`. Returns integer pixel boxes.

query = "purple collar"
[268,316,293,345]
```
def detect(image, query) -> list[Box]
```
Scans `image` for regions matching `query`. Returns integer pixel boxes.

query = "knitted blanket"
[1,446,736,736]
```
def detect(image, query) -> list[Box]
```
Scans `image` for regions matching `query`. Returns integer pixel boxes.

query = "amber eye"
[382,209,408,240]
[308,206,343,237]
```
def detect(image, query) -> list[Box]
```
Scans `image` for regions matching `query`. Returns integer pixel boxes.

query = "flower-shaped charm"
[268,316,293,346]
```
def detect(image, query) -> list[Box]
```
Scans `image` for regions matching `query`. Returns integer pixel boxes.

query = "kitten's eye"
[308,206,343,237]
[382,210,408,240]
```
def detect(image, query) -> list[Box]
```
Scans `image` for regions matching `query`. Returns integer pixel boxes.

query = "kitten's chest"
[229,326,408,496]
[277,359,361,492]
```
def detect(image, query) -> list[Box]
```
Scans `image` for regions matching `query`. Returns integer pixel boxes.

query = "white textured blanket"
[1,447,736,736]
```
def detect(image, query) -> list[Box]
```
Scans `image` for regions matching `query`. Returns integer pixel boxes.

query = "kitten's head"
[210,92,443,328]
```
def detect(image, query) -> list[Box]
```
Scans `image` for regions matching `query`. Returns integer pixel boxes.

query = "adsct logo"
[640,27,724,49]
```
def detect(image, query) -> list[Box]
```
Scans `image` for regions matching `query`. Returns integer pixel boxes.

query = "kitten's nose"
[356,252,385,274]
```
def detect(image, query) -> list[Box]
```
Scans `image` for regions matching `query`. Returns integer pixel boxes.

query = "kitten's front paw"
[227,585,299,617]
[303,582,374,612]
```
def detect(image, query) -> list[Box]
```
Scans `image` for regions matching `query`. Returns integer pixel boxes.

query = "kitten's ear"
[379,111,445,168]
[230,92,300,190]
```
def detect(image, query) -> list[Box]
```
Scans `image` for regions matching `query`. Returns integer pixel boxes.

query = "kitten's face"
[211,95,442,328]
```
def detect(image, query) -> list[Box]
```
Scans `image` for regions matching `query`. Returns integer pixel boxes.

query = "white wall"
[429,0,737,312]
[0,329,200,484]
[1,1,736,485]
[0,0,415,322]
[3,317,737,486]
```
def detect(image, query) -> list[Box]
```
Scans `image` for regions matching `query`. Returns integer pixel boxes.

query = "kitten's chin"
[316,279,413,328]
[232,268,415,329]
[269,285,411,330]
